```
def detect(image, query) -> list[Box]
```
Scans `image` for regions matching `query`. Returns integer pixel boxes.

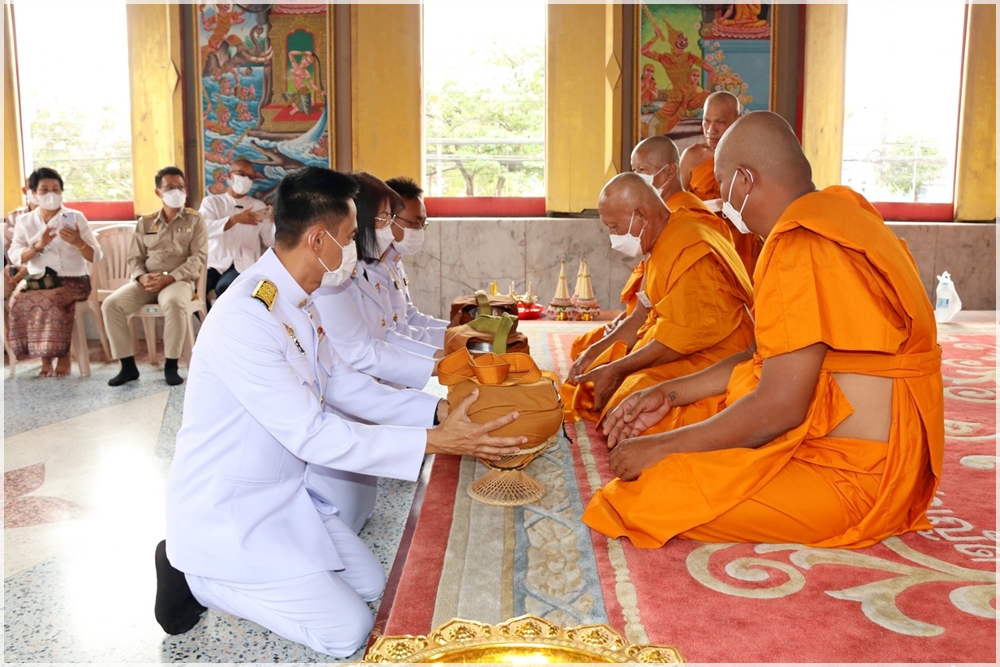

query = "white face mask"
[609,211,645,258]
[230,174,253,196]
[635,162,669,192]
[38,192,62,211]
[392,220,424,256]
[375,223,395,256]
[25,190,39,207]
[318,230,357,288]
[161,189,187,210]
[722,169,753,235]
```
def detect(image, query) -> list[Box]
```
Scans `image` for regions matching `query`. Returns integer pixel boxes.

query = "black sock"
[108,356,140,387]
[154,540,206,635]
[164,358,183,386]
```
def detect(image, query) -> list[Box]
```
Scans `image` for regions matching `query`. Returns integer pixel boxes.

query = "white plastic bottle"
[934,271,963,322]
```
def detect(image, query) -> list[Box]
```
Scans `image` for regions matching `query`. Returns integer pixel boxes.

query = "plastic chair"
[69,301,94,377]
[66,255,113,377]
[129,262,208,366]
[94,224,137,301]
[3,300,15,379]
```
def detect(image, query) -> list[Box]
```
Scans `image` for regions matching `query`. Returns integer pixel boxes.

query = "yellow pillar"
[954,4,996,221]
[604,3,624,182]
[351,4,422,183]
[126,4,182,215]
[547,3,621,213]
[801,3,847,189]
[4,3,24,213]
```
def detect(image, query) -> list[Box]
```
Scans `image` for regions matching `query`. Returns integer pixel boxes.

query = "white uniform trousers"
[185,512,384,658]
[305,466,378,535]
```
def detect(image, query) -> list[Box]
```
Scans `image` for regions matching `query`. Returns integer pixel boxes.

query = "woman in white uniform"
[158,167,525,657]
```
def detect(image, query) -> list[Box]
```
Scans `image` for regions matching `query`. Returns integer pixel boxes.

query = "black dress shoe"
[154,540,206,635]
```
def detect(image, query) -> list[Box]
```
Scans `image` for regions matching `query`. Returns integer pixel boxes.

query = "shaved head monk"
[583,111,944,550]
[565,136,736,380]
[679,91,763,280]
[562,168,753,427]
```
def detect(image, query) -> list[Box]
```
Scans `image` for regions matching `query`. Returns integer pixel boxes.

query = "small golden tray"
[365,614,683,663]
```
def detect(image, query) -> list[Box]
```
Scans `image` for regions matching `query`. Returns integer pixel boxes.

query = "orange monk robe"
[569,263,644,362]
[583,186,944,549]
[689,155,763,280]
[568,192,732,363]
[563,191,754,423]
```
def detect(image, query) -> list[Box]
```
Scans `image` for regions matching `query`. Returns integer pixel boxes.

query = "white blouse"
[9,207,103,278]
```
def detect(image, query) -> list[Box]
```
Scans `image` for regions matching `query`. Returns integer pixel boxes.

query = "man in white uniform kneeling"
[157,167,525,657]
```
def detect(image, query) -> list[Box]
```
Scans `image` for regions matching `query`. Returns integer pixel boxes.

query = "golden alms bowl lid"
[365,614,683,663]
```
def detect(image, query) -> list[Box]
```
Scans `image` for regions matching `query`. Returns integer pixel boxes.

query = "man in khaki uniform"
[103,167,208,386]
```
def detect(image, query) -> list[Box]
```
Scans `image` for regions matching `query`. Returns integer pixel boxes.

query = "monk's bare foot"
[54,355,72,377]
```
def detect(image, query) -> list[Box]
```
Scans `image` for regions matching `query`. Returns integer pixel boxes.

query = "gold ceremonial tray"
[365,614,683,663]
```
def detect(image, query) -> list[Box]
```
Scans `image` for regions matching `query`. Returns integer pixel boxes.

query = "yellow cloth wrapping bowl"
[448,293,519,327]
[438,349,563,449]
[443,325,530,357]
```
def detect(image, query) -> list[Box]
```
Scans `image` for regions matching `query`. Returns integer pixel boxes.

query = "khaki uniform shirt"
[130,208,208,284]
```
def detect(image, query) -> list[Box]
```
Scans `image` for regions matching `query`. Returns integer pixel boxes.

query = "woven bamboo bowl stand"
[467,434,557,506]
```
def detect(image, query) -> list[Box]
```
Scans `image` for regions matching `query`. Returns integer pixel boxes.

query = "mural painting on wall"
[637,3,772,153]
[196,3,330,203]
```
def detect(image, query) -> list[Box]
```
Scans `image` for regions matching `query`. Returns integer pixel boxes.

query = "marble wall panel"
[403,220,442,320]
[86,218,996,320]
[437,219,527,317]
[524,219,638,315]
[887,223,940,300]
[925,223,996,310]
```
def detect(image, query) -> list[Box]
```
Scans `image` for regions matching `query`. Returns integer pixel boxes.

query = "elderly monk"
[563,166,754,425]
[584,112,944,550]
[679,91,763,279]
[567,136,735,373]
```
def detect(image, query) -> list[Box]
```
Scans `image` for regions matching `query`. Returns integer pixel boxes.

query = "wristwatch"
[31,242,43,254]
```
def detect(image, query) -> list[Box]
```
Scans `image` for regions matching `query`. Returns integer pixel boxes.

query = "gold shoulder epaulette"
[251,279,278,311]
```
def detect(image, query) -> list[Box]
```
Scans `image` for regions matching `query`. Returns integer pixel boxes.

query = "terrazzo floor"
[3,349,445,663]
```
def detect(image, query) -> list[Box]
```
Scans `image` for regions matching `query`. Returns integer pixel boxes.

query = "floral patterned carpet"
[379,321,996,662]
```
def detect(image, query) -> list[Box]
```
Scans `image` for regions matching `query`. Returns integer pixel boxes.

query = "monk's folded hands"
[603,385,676,449]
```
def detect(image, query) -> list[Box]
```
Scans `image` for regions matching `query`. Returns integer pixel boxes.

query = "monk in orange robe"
[568,136,734,370]
[563,146,754,425]
[584,112,943,549]
[680,91,763,280]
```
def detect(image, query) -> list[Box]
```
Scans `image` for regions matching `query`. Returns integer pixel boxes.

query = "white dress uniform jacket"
[348,259,440,358]
[198,192,275,274]
[370,247,447,347]
[165,248,438,584]
[313,281,435,390]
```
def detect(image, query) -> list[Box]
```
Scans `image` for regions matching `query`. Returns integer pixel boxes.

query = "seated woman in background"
[8,167,103,377]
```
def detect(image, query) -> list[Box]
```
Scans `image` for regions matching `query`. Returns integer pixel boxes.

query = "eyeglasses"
[374,214,396,228]
[393,214,429,230]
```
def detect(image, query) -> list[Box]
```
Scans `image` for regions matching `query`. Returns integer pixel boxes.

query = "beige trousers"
[102,280,193,360]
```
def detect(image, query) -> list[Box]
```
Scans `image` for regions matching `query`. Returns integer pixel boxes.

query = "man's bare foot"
[54,355,72,377]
